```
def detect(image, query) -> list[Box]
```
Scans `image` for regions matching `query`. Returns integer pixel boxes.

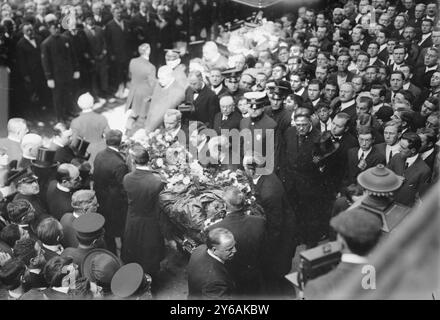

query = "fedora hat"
[70,137,90,160]
[31,147,58,168]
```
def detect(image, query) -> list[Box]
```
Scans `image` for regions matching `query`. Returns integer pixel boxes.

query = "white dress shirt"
[385,143,401,164]
[320,119,332,132]
[405,154,418,168]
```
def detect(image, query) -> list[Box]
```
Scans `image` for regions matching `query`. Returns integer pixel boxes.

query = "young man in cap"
[62,212,106,266]
[304,208,383,299]
[60,190,99,249]
[187,228,237,300]
[222,68,246,102]
[93,130,128,255]
[71,92,110,167]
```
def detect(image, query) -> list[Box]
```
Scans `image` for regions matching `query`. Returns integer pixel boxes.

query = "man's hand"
[47,79,55,88]
[358,159,367,170]
[115,237,122,258]
[73,71,80,79]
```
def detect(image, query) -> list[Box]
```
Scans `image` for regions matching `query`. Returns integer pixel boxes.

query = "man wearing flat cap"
[61,212,106,266]
[304,208,383,299]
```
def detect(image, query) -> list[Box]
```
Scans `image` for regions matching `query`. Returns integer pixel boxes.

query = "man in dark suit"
[206,187,266,297]
[187,228,236,300]
[93,130,128,255]
[83,13,109,99]
[400,64,422,104]
[417,19,434,49]
[209,68,229,97]
[347,127,386,185]
[375,120,402,165]
[105,5,132,98]
[328,53,355,88]
[304,207,382,299]
[279,110,327,248]
[41,21,80,121]
[48,123,75,165]
[16,22,50,111]
[130,1,158,64]
[91,1,113,27]
[183,70,220,129]
[213,95,242,135]
[417,127,437,172]
[45,164,80,220]
[244,153,297,296]
[413,47,439,90]
[388,132,431,206]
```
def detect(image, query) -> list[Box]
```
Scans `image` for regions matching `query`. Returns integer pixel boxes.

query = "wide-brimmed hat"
[31,147,58,168]
[81,249,122,288]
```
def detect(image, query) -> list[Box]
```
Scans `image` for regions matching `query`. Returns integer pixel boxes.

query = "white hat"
[78,92,94,110]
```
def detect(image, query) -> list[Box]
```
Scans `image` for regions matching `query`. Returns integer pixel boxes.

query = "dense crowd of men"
[0,0,440,300]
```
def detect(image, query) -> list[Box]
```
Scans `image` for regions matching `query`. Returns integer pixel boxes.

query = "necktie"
[298,135,305,147]
[359,152,365,162]
[222,115,228,121]
[388,150,393,163]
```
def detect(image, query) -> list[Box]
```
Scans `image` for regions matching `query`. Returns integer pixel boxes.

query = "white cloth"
[405,154,418,168]
[56,183,70,193]
[421,148,434,161]
[341,253,368,264]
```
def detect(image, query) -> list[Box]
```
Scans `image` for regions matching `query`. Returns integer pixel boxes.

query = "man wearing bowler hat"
[304,208,383,299]
[62,212,106,267]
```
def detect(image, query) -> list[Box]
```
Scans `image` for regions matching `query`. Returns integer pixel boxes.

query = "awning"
[230,0,284,8]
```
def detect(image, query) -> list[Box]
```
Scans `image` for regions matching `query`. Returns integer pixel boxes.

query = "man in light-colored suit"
[125,43,157,136]
[0,118,28,169]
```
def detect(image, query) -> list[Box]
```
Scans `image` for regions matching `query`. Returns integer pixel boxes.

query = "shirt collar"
[421,33,432,41]
[372,103,383,114]
[52,287,69,294]
[358,147,372,159]
[24,35,36,44]
[52,139,64,148]
[136,165,150,171]
[403,82,410,90]
[253,175,261,185]
[212,84,223,95]
[8,291,22,299]
[56,183,70,193]
[421,148,434,160]
[340,99,355,110]
[405,154,419,167]
[167,126,182,138]
[108,146,119,153]
[207,249,224,264]
[43,243,64,255]
[341,253,368,264]
[426,65,438,73]
[294,87,305,96]
[7,136,21,143]
[29,268,41,275]
[82,109,93,113]
[379,43,387,52]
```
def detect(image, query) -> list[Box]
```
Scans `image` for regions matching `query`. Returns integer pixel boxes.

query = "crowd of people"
[0,0,440,300]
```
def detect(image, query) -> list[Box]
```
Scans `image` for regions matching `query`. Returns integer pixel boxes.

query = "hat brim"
[81,249,122,283]
[31,160,59,168]
[316,141,340,162]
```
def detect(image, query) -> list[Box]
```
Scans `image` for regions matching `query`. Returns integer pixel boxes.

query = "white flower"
[156,158,164,168]
[183,176,191,185]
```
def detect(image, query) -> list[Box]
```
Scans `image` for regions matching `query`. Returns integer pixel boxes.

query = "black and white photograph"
[0,0,439,304]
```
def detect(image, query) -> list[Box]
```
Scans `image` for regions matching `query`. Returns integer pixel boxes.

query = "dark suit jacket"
[45,180,73,220]
[304,261,367,299]
[206,210,266,295]
[327,72,355,86]
[388,154,431,206]
[413,66,438,90]
[16,36,45,84]
[104,19,131,63]
[51,144,75,165]
[187,244,235,300]
[93,147,128,237]
[41,33,78,83]
[418,34,433,49]
[423,149,436,172]
[213,111,242,135]
[347,146,386,185]
[255,173,298,277]
[184,85,220,128]
[83,25,107,59]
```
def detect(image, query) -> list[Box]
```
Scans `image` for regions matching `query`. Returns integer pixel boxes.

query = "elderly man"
[183,70,220,129]
[165,49,187,88]
[18,134,43,169]
[213,95,242,135]
[187,228,237,300]
[70,93,110,167]
[144,66,186,133]
[93,130,128,255]
[60,190,99,249]
[126,44,157,137]
[46,164,81,220]
[0,118,28,168]
[162,109,186,144]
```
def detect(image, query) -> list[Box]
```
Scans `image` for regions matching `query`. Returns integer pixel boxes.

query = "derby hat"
[31,147,58,168]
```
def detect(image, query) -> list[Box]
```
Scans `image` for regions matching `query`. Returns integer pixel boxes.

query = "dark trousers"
[51,80,75,121]
[91,58,109,98]
[109,59,128,92]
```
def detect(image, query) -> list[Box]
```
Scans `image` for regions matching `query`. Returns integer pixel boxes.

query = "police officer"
[110,263,152,300]
[222,68,247,102]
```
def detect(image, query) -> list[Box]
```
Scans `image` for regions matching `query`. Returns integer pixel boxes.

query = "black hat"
[6,167,33,186]
[375,105,394,123]
[31,147,58,168]
[270,85,290,100]
[16,172,38,185]
[313,131,340,163]
[244,91,269,110]
[111,263,146,298]
[73,213,105,242]
[70,137,90,160]
[81,249,122,288]
[222,68,242,81]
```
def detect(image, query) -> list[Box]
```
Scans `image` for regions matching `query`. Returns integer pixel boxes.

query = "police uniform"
[240,92,279,172]
[110,263,152,300]
[222,68,247,103]
[61,213,106,268]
